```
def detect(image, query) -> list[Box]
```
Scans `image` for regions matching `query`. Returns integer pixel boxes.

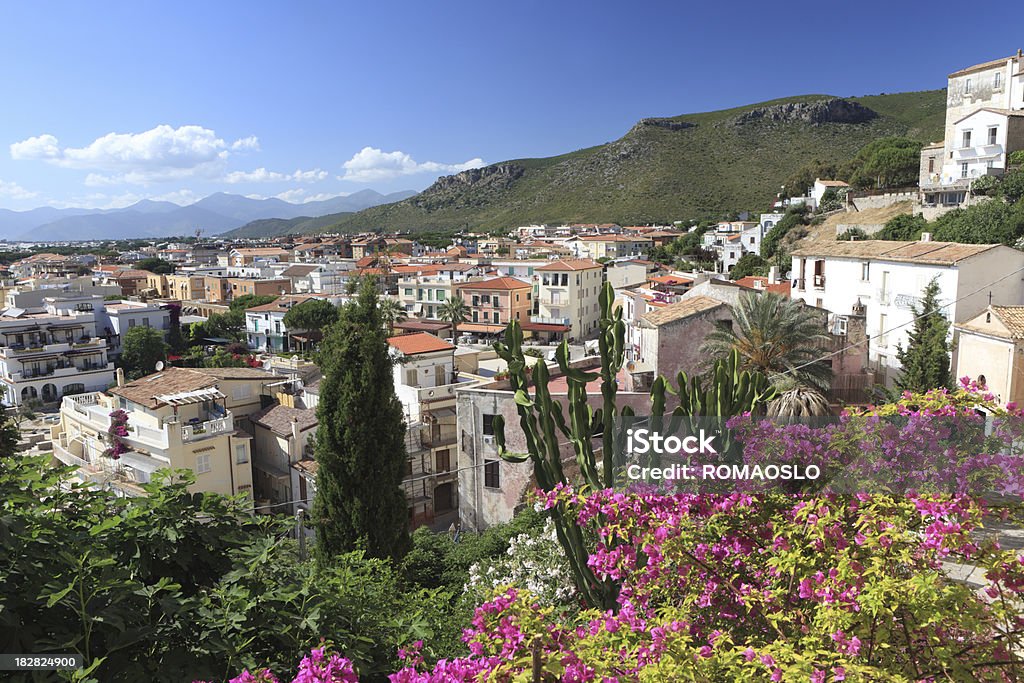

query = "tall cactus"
[492,283,776,610]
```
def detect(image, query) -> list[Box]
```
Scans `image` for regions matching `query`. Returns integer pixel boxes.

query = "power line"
[782,262,1024,378]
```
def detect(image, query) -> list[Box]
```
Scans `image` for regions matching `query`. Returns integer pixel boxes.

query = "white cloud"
[340,146,484,183]
[10,125,259,186]
[223,167,328,184]
[0,179,39,200]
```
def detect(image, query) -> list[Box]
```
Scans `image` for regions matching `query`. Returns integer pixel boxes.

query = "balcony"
[7,361,113,382]
[0,337,103,359]
[531,315,570,326]
[812,274,826,289]
[181,414,233,442]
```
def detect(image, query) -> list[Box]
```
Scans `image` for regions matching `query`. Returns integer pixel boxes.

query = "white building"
[99,300,171,358]
[388,332,464,528]
[791,237,1024,385]
[0,298,116,406]
[920,51,1024,213]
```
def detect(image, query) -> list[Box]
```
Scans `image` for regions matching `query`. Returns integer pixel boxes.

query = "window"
[965,78,972,94]
[962,130,972,148]
[482,413,496,436]
[235,444,248,464]
[484,460,500,488]
[861,261,870,281]
[995,72,1002,89]
[961,162,969,178]
[989,127,998,145]
[404,288,413,296]
[128,319,136,328]
[436,449,450,473]
[405,458,413,476]
[196,453,211,474]
[493,311,500,325]
[879,314,888,347]
[405,368,416,385]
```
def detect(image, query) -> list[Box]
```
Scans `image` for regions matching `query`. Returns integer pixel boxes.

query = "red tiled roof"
[458,277,531,291]
[387,332,455,355]
[535,259,602,271]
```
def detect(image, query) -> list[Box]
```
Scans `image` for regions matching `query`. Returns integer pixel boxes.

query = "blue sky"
[0,0,1019,211]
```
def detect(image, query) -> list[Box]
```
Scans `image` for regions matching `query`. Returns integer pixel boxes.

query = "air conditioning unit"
[482,434,495,446]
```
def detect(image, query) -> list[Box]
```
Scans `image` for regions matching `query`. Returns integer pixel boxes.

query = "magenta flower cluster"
[103,409,130,460]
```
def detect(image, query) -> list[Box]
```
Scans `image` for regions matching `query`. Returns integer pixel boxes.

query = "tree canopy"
[895,277,952,393]
[120,326,168,380]
[135,257,175,275]
[282,299,339,332]
[313,278,410,562]
[229,294,278,312]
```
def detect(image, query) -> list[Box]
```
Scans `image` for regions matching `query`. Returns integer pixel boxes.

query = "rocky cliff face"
[633,117,695,132]
[412,163,526,210]
[733,98,878,126]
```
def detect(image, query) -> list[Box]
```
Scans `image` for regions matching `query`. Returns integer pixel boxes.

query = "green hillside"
[224,213,349,238]
[252,90,947,236]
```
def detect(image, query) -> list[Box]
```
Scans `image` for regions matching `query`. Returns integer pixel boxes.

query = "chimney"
[767,265,779,285]
[116,367,125,387]
[1018,48,1022,58]
[920,232,932,242]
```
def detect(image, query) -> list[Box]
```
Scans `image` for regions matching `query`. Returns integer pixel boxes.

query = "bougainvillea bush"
[212,383,1024,681]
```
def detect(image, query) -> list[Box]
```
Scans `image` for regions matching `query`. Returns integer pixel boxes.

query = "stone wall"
[849,190,917,212]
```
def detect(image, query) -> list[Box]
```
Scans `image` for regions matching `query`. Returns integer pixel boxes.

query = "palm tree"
[438,297,469,345]
[766,376,831,417]
[378,298,407,335]
[700,292,832,391]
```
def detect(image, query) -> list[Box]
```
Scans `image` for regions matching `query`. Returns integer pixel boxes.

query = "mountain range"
[0,189,417,242]
[222,90,946,237]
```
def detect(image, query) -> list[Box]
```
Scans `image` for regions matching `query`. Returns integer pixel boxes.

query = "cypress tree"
[313,277,410,562]
[895,277,952,392]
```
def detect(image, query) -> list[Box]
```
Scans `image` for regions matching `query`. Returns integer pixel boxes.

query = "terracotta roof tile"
[387,332,455,355]
[457,276,531,291]
[109,367,219,409]
[638,295,724,327]
[251,403,318,436]
[535,259,602,271]
[790,240,1003,265]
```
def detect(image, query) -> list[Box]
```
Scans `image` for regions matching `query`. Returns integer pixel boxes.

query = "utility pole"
[295,508,307,562]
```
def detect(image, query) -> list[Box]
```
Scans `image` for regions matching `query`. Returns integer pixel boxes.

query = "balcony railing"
[531,315,570,326]
[181,415,233,442]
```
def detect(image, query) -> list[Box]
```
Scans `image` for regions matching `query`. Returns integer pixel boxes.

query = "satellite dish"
[155,361,165,371]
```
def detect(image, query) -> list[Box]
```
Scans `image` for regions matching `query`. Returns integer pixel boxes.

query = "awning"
[423,406,456,422]
[459,323,505,334]
[155,387,225,406]
[395,319,450,333]
[521,322,571,333]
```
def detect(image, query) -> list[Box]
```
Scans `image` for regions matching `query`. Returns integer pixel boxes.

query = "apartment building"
[245,295,328,353]
[534,259,604,340]
[457,277,532,337]
[165,273,207,301]
[226,277,292,302]
[791,237,1024,385]
[229,248,291,267]
[51,366,262,499]
[570,235,653,261]
[250,403,318,512]
[0,297,116,406]
[920,50,1024,214]
[388,332,465,528]
[397,265,480,319]
[99,300,171,357]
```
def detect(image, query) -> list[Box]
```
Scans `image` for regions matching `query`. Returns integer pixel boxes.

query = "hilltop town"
[8,48,1024,681]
